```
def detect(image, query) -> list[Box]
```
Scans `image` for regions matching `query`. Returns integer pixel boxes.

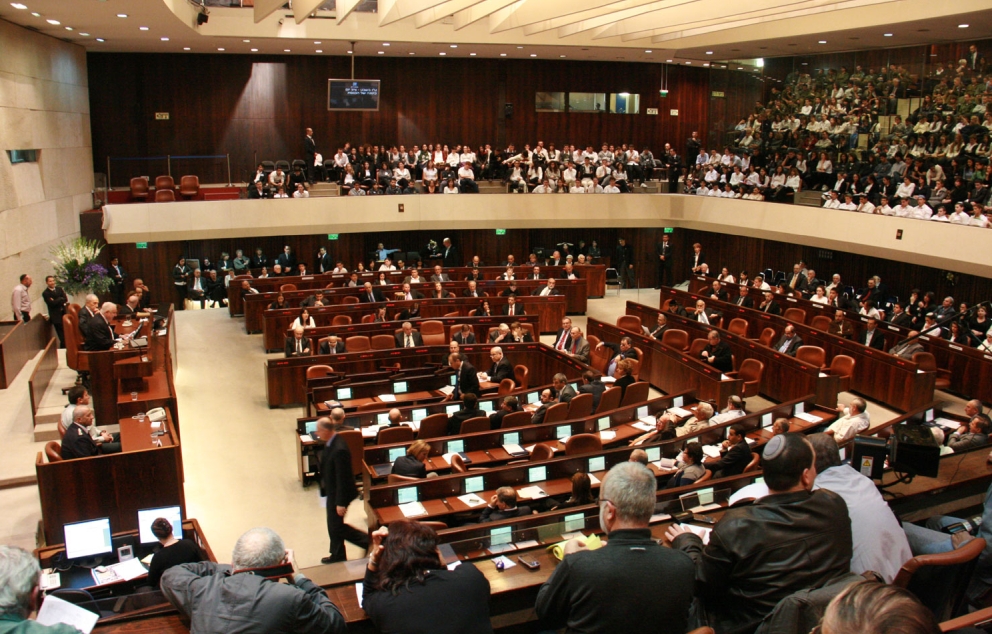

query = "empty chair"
[323,159,335,178]
[155,175,175,191]
[292,159,307,171]
[810,315,833,331]
[417,414,449,440]
[567,393,594,418]
[543,402,569,424]
[894,537,986,621]
[130,177,149,201]
[331,315,352,326]
[341,295,359,304]
[459,417,490,434]
[275,160,291,171]
[530,444,554,461]
[443,311,460,317]
[370,334,395,350]
[45,441,62,462]
[616,315,642,332]
[420,320,446,345]
[361,314,375,323]
[742,452,761,473]
[500,411,532,429]
[695,469,713,484]
[564,433,602,456]
[757,327,777,347]
[661,329,689,350]
[497,378,515,395]
[345,336,371,352]
[280,284,297,292]
[596,386,623,414]
[783,307,807,323]
[388,473,419,484]
[912,352,952,390]
[688,338,709,358]
[179,175,200,199]
[154,189,176,202]
[513,365,529,390]
[619,381,650,407]
[260,160,276,176]
[306,365,334,380]
[377,426,414,445]
[727,318,749,337]
[795,345,826,369]
[450,453,469,473]
[824,354,856,392]
[727,358,765,398]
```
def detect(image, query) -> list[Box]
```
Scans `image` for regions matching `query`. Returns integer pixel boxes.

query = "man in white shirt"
[824,398,870,442]
[855,193,875,214]
[457,163,478,193]
[838,193,857,211]
[378,258,396,272]
[709,395,747,426]
[822,191,843,209]
[532,179,554,194]
[893,197,914,218]
[878,196,896,216]
[333,149,349,182]
[584,178,604,194]
[912,194,932,219]
[603,178,621,194]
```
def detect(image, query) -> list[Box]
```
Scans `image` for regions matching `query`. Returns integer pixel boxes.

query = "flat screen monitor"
[337,387,352,400]
[446,404,460,415]
[394,381,408,394]
[377,412,390,426]
[138,506,183,545]
[555,425,570,440]
[597,416,611,431]
[588,456,606,472]
[412,408,428,422]
[327,79,381,111]
[450,374,457,386]
[528,466,547,483]
[388,447,405,462]
[794,402,805,415]
[762,413,773,428]
[564,513,585,533]
[447,440,465,454]
[480,400,494,413]
[527,391,539,404]
[637,406,648,418]
[645,447,661,462]
[465,476,484,494]
[397,487,418,504]
[673,396,684,407]
[503,432,520,445]
[304,420,318,434]
[490,526,512,546]
[64,518,113,559]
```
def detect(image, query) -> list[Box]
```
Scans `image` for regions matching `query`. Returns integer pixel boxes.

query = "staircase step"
[34,422,60,443]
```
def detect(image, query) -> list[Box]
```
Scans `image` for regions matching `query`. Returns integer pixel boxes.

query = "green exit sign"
[495,229,506,236]
[663,227,674,234]
[136,242,148,249]
[327,234,339,240]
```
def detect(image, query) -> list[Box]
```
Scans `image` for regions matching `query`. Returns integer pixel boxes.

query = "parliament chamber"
[2,2,992,633]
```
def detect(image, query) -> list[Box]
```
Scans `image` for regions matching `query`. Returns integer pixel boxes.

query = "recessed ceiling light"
[96,38,105,42]
[347,50,353,54]
[517,46,523,49]
[439,52,446,56]
[705,51,713,54]
[250,48,257,52]
[818,40,826,44]
[959,24,969,28]
[30,11,39,15]
[703,63,709,66]
[139,26,149,31]
[645,50,652,53]
[161,36,169,41]
[530,54,536,57]
[314,41,321,44]
[738,67,744,70]
[409,52,414,55]
[217,47,225,51]
[378,51,384,54]
[315,50,322,53]
[184,47,191,50]
[116,13,127,18]
[383,42,390,46]
[500,53,506,57]
[243,39,250,43]
[450,44,458,48]
[560,55,566,58]
[284,49,290,52]
[10,3,27,9]
[666,59,672,62]
[64,26,73,31]
[46,19,59,25]
[685,61,691,64]
[79,32,88,36]
[470,52,476,56]
[883,33,892,37]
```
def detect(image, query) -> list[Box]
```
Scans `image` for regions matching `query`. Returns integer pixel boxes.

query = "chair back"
[810,315,833,331]
[154,189,176,202]
[154,175,175,190]
[530,444,554,461]
[829,354,855,378]
[377,426,414,445]
[911,351,937,373]
[443,311,460,317]
[45,441,62,462]
[513,365,529,390]
[57,418,67,439]
[306,365,334,380]
[737,358,765,398]
[596,386,623,414]
[500,411,532,429]
[361,314,375,323]
[894,537,986,621]
[661,329,689,350]
[564,433,602,456]
[688,338,709,358]
[66,303,80,319]
[743,451,761,473]
[567,393,594,418]
[795,345,826,368]
[331,315,352,326]
[727,318,749,337]
[497,378,515,395]
[417,413,449,440]
[758,327,776,348]
[459,417,490,434]
[280,283,297,292]
[695,469,713,483]
[341,295,359,304]
[130,177,149,199]
[345,336,371,352]
[616,315,642,332]
[543,402,569,424]
[387,473,418,484]
[783,307,807,323]
[371,334,395,350]
[585,334,600,351]
[620,381,650,407]
[63,314,88,373]
[627,358,641,381]
[450,453,468,473]
[588,344,611,374]
[179,175,200,197]
[338,430,364,477]
[420,320,444,336]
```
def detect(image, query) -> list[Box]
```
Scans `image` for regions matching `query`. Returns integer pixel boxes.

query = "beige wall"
[104,194,992,278]
[0,19,92,314]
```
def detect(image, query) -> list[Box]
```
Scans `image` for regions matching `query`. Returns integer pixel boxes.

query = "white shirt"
[291,316,315,329]
[895,182,915,198]
[532,184,553,194]
[709,408,746,426]
[814,465,913,582]
[443,186,459,194]
[949,211,971,224]
[823,198,842,209]
[912,204,932,220]
[293,190,309,198]
[603,185,620,193]
[826,411,870,442]
[378,264,396,271]
[810,294,830,305]
[458,166,475,180]
[856,202,876,214]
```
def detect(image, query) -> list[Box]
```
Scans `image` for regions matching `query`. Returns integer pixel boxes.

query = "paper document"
[632,421,655,432]
[638,415,657,425]
[728,482,769,506]
[517,485,548,499]
[361,425,382,439]
[446,560,462,571]
[457,493,487,507]
[933,417,962,430]
[650,513,672,523]
[720,374,730,380]
[37,595,99,634]
[503,443,527,456]
[488,543,516,555]
[588,473,601,485]
[515,539,539,549]
[599,430,616,441]
[601,376,616,383]
[701,445,723,459]
[402,421,421,431]
[477,372,490,382]
[689,503,722,513]
[744,437,756,446]
[794,412,823,423]
[819,372,828,378]
[492,554,517,567]
[379,394,397,402]
[654,458,677,470]
[355,583,364,608]
[439,385,455,395]
[668,407,693,418]
[398,501,428,518]
[299,434,312,443]
[678,523,713,545]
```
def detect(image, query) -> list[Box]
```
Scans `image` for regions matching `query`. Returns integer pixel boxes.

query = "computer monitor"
[394,381,408,394]
[588,456,606,472]
[761,413,773,428]
[412,408,428,422]
[337,387,352,400]
[503,432,520,445]
[527,391,539,404]
[794,401,805,415]
[480,400,494,414]
[465,475,484,494]
[555,425,570,440]
[597,416,611,431]
[637,406,648,418]
[449,374,457,386]
[388,447,405,462]
[397,487,418,504]
[563,513,585,533]
[645,447,661,462]
[528,466,547,483]
[447,439,465,454]
[138,506,183,545]
[446,404,460,415]
[64,518,113,560]
[304,420,318,434]
[490,526,512,547]
[377,412,390,426]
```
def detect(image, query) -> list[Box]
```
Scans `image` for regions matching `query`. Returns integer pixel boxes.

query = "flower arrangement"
[50,237,114,296]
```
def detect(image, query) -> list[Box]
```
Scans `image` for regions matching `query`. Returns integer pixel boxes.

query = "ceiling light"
[883,33,892,37]
[959,24,969,28]
[217,47,225,51]
[64,26,73,31]
[530,54,537,57]
[96,38,105,42]
[500,53,506,57]
[383,42,390,46]
[10,2,27,9]
[450,44,458,48]
[645,50,652,53]
[705,51,713,54]
[315,50,322,53]
[184,47,191,51]
[79,32,88,36]
[347,50,352,54]
[161,36,169,41]
[378,51,384,54]
[243,39,250,43]
[409,52,415,55]
[250,48,257,52]
[685,61,691,64]
[818,40,826,44]
[470,53,476,56]
[116,13,127,18]
[560,55,566,58]
[30,11,38,15]
[439,52,446,56]
[46,18,59,25]
[284,49,290,52]
[314,41,321,44]
[516,46,523,49]
[139,26,149,30]
[703,63,709,67]
[666,59,672,62]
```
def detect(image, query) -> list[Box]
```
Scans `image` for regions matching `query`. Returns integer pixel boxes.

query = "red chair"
[45,441,62,462]
[130,177,149,201]
[727,359,764,398]
[513,365,529,391]
[757,327,777,347]
[341,296,359,304]
[417,414,449,440]
[824,355,855,392]
[543,403,569,424]
[459,417,490,434]
[179,175,200,199]
[661,329,689,350]
[377,426,414,444]
[500,411,532,429]
[345,336,371,352]
[596,386,622,414]
[280,284,297,292]
[530,444,554,461]
[371,335,394,350]
[810,315,833,331]
[155,175,175,191]
[912,352,952,390]
[727,318,749,337]
[564,433,602,456]
[688,338,708,358]
[616,315,642,332]
[566,393,594,418]
[332,315,352,326]
[497,378,515,395]
[306,365,334,380]
[154,189,176,202]
[620,381,650,407]
[795,345,826,369]
[783,307,806,323]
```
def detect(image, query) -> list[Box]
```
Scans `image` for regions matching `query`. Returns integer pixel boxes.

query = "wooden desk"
[29,337,59,426]
[885,446,992,522]
[36,411,185,544]
[0,313,49,388]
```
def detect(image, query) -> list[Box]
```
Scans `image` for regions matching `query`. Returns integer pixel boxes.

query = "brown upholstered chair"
[66,303,80,320]
[280,284,297,292]
[179,175,200,199]
[893,537,986,621]
[727,318,749,337]
[371,335,395,350]
[361,313,375,323]
[824,355,856,392]
[45,441,62,462]
[695,469,713,484]
[543,402,569,424]
[513,365,529,391]
[345,336,371,352]
[450,453,469,473]
[154,188,176,202]
[530,444,554,461]
[743,452,761,473]
[757,327,777,347]
[497,378,515,395]
[627,358,641,381]
[782,307,806,323]
[620,381,650,407]
[443,311,459,317]
[567,393,594,418]
[795,345,826,369]
[341,295,359,304]
[57,418,67,439]
[564,433,602,456]
[500,411,532,429]
[810,315,833,331]
[585,334,600,352]
[420,320,446,346]
[661,329,689,350]
[377,426,414,445]
[912,352,952,390]
[688,338,709,358]
[338,430,364,478]
[596,386,623,414]
[331,315,352,326]
[63,313,90,375]
[387,473,418,484]
[306,365,334,380]
[130,177,150,201]
[417,413,449,440]
[727,359,764,398]
[616,315,642,332]
[155,175,175,191]
[588,344,611,374]
[459,417,490,434]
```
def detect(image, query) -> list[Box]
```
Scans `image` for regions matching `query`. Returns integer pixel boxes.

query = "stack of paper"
[517,485,548,499]
[654,458,677,470]
[361,425,384,438]
[36,596,99,634]
[588,474,601,485]
[601,376,616,384]
[631,421,655,432]
[398,501,428,518]
[650,512,672,523]
[701,445,723,459]
[379,394,397,402]
[794,412,823,423]
[112,558,148,581]
[439,385,455,395]
[503,443,528,456]
[457,493,487,507]
[668,407,693,418]
[402,421,421,431]
[599,430,617,441]
[933,417,963,430]
[638,415,657,425]
[678,523,713,545]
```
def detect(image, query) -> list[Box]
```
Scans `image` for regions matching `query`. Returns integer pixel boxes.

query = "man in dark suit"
[707,280,728,303]
[250,248,268,268]
[82,303,117,351]
[552,374,577,403]
[487,347,514,383]
[315,247,334,273]
[318,335,345,355]
[316,410,369,563]
[597,337,639,376]
[615,238,635,289]
[532,278,563,297]
[118,293,141,318]
[552,317,573,352]
[704,424,753,477]
[61,406,104,459]
[786,264,805,292]
[655,234,673,289]
[530,389,555,425]
[500,282,520,296]
[447,393,486,436]
[109,257,126,304]
[436,237,456,267]
[887,302,914,328]
[480,487,532,522]
[771,325,804,356]
[285,326,311,357]
[527,266,543,281]
[759,292,781,315]
[398,283,425,301]
[429,265,450,283]
[395,322,424,348]
[276,246,295,271]
[462,280,483,298]
[445,353,480,402]
[800,270,822,298]
[452,324,476,345]
[648,313,669,340]
[247,181,269,199]
[300,290,327,308]
[489,395,521,429]
[42,276,68,348]
[578,370,607,409]
[857,317,886,351]
[734,286,754,308]
[502,295,525,317]
[361,282,384,303]
[304,127,316,182]
[700,330,733,373]
[691,299,720,325]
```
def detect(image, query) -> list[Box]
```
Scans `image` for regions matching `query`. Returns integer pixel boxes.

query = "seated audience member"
[824,397,870,443]
[147,517,205,587]
[566,327,591,363]
[82,302,118,351]
[629,449,649,465]
[710,395,747,425]
[647,313,669,339]
[630,411,679,445]
[947,413,991,452]
[318,335,345,355]
[61,406,119,459]
[531,278,561,297]
[61,385,120,454]
[888,331,925,359]
[162,527,345,633]
[699,330,733,372]
[0,545,82,633]
[481,487,532,522]
[395,322,424,348]
[577,370,605,408]
[530,389,555,425]
[858,317,886,350]
[487,346,513,383]
[489,323,511,343]
[828,309,855,339]
[502,294,525,317]
[509,321,533,342]
[240,280,259,300]
[362,521,493,634]
[772,324,804,356]
[808,434,912,582]
[489,395,521,429]
[597,336,639,376]
[290,308,315,330]
[667,433,853,633]
[452,324,476,344]
[396,302,421,321]
[772,418,791,435]
[536,463,696,633]
[550,472,597,510]
[666,443,707,488]
[674,402,715,438]
[119,292,142,317]
[300,290,327,308]
[817,582,943,634]
[285,326,311,357]
[446,393,485,436]
[392,440,436,479]
[704,424,752,477]
[268,293,288,310]
[612,359,636,398]
[552,373,576,403]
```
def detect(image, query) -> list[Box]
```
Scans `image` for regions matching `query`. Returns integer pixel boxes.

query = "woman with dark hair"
[477,300,494,317]
[429,281,448,299]
[268,293,288,310]
[363,521,493,634]
[551,472,597,510]
[146,518,203,587]
[666,443,706,488]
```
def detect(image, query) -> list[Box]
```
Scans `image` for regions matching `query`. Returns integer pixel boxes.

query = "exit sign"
[327,234,339,240]
[495,229,506,235]
[136,242,148,249]
[670,109,679,116]
[663,227,674,234]
[711,91,725,98]
[154,112,170,120]
[646,108,659,115]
